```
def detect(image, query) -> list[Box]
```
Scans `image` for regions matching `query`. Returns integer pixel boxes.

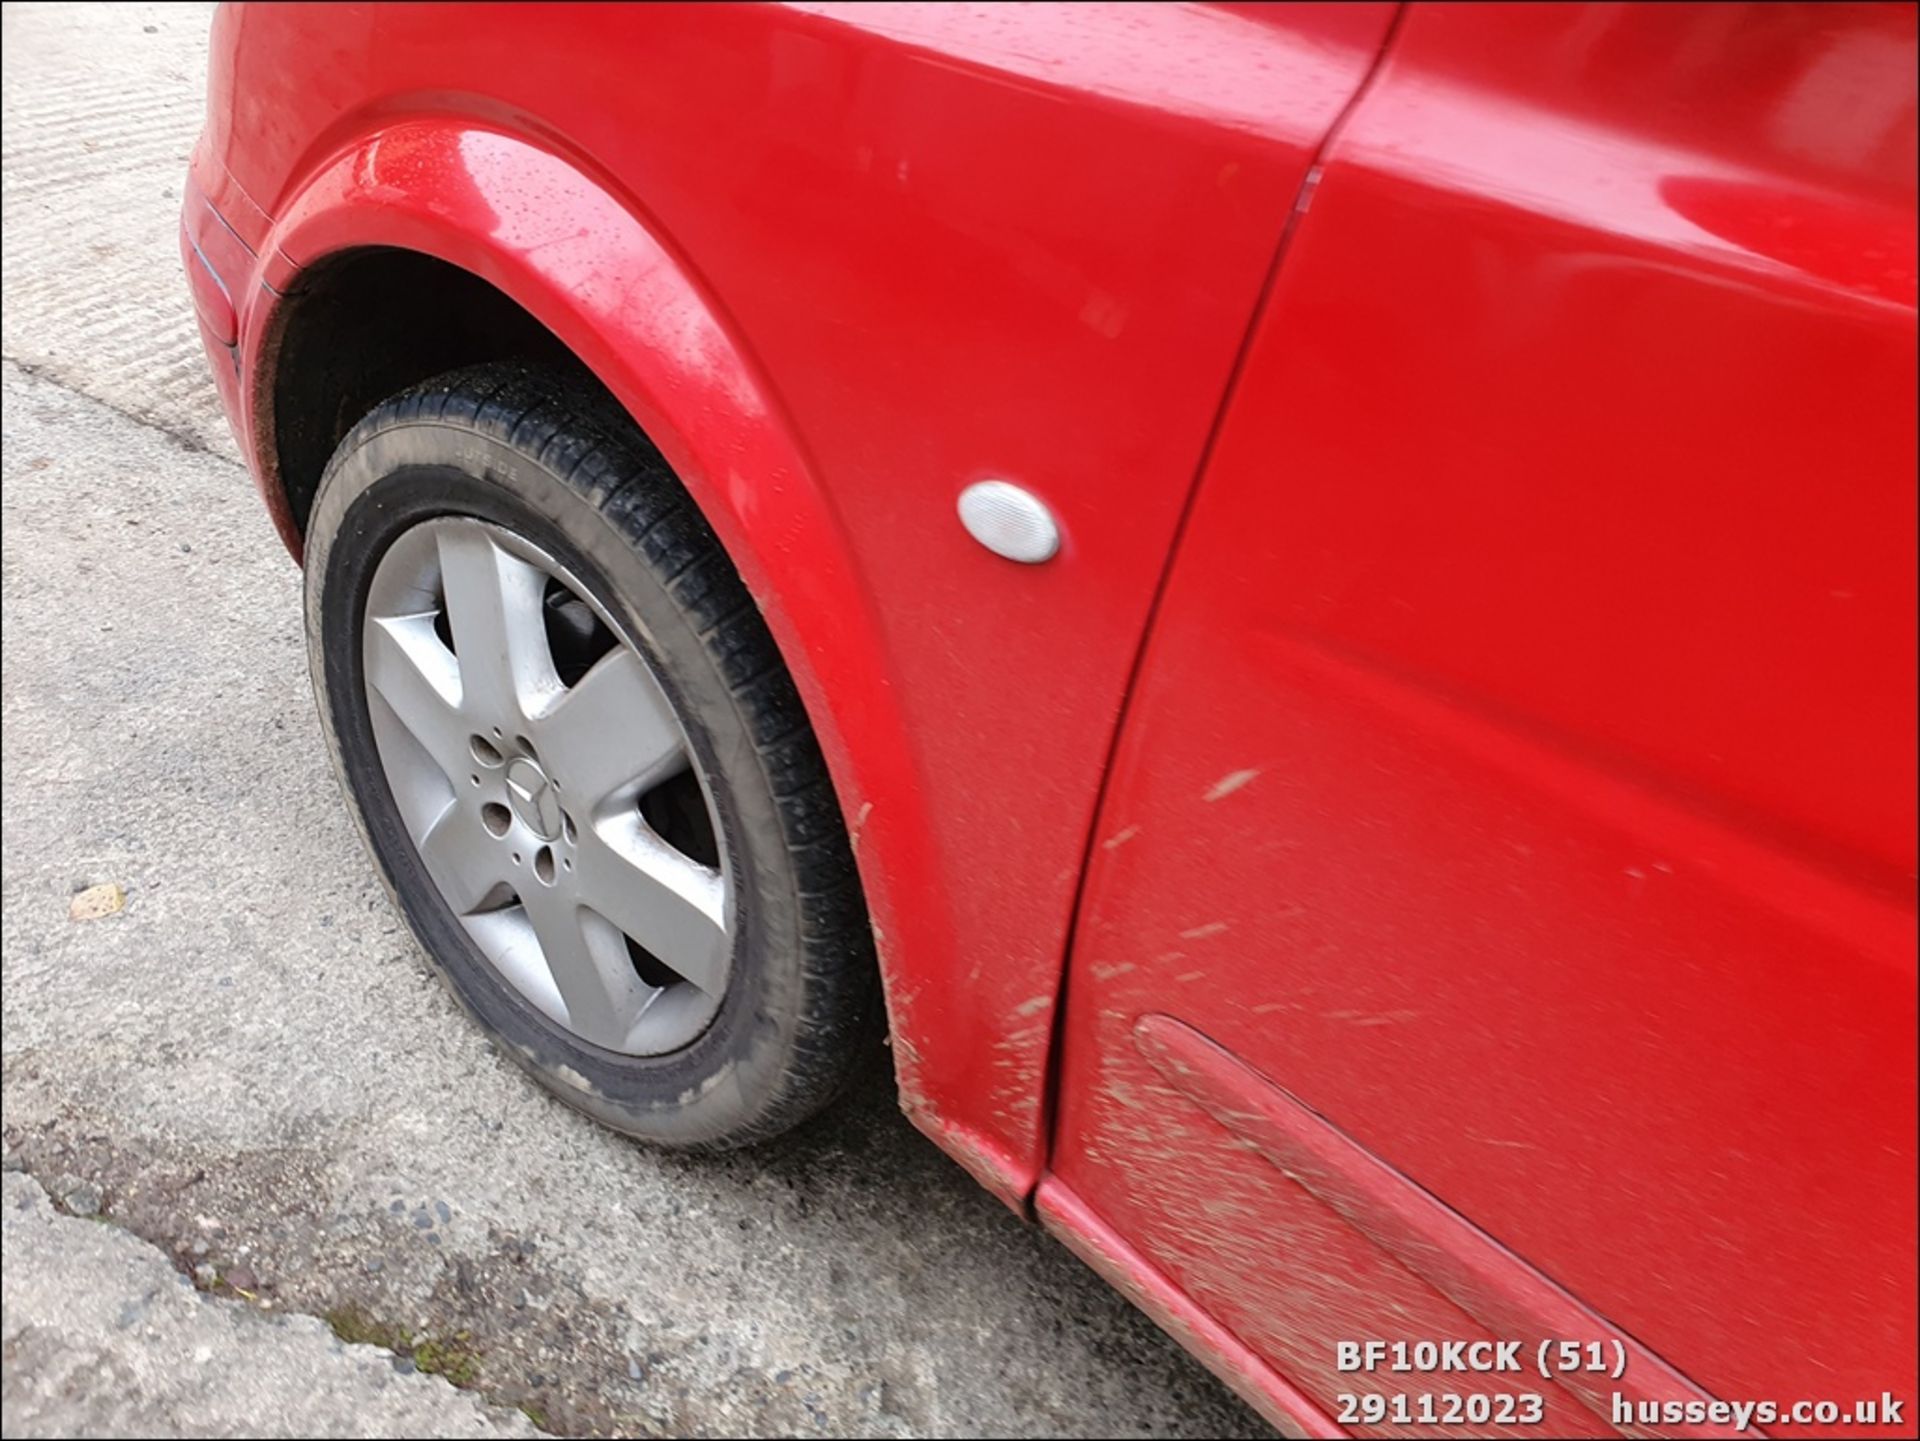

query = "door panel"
[1054,3,1917,1433]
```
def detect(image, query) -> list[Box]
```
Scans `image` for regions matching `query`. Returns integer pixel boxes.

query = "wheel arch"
[244,121,1016,1194]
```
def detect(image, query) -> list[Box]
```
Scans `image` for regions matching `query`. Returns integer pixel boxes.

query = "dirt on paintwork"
[1,1105,929,1438]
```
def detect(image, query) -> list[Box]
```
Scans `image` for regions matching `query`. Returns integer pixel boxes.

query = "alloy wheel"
[361,517,730,1055]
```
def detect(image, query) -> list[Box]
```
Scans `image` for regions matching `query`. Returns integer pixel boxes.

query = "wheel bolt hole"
[470,774,480,787]
[534,846,556,885]
[480,802,511,837]
[469,734,504,768]
[511,852,522,866]
[562,858,573,872]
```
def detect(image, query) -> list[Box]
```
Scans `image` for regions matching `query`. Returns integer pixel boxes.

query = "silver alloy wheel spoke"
[575,815,728,997]
[436,524,560,725]
[532,648,685,810]
[519,886,652,1049]
[416,798,505,915]
[365,614,468,780]
[363,517,732,1056]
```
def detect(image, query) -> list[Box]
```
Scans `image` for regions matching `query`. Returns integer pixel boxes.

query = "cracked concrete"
[0,4,1267,1438]
[2,1167,540,1438]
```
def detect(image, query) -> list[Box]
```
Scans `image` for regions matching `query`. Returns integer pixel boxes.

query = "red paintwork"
[1129,1014,1738,1437]
[1051,2,1917,1435]
[186,2,1916,1432]
[1036,1173,1346,1441]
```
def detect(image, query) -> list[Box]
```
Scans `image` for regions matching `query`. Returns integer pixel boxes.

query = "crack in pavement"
[0,1114,782,1438]
[1,1158,542,1439]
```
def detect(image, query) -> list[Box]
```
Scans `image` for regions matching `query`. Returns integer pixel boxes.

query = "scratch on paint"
[1175,970,1205,983]
[1102,825,1141,850]
[1203,768,1259,801]
[850,801,873,851]
[1012,993,1052,1019]
[1251,1002,1295,1015]
[1091,961,1136,982]
[1178,922,1230,941]
[1325,1008,1420,1027]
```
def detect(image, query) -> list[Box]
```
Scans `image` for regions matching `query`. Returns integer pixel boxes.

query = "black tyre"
[303,362,877,1148]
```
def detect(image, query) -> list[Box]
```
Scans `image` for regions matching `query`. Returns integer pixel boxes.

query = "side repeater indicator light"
[957,480,1061,564]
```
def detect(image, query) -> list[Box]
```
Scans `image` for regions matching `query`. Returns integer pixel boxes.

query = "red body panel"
[186,2,1917,1432]
[1052,2,1917,1433]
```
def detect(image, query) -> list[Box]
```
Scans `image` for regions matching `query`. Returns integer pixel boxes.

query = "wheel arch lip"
[236,118,1023,1195]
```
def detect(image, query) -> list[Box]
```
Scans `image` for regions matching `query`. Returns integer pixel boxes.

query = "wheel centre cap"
[504,756,563,840]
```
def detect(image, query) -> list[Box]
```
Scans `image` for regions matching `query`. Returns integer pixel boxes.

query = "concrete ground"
[0,4,1265,1438]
